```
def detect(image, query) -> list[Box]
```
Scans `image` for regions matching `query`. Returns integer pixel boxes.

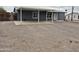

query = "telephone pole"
[71,6,74,21]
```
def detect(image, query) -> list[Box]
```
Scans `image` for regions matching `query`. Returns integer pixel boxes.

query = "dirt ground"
[0,21,79,52]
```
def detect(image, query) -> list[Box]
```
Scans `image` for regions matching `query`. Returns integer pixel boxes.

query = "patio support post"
[20,8,22,22]
[52,12,53,22]
[46,11,48,22]
[38,10,39,23]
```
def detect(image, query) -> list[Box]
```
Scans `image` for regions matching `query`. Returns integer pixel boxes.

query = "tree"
[0,7,6,13]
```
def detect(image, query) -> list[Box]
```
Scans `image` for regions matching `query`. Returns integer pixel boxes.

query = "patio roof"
[15,6,65,12]
[65,12,79,16]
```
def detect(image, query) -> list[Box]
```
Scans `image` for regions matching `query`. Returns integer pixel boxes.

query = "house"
[66,12,79,21]
[14,6,65,22]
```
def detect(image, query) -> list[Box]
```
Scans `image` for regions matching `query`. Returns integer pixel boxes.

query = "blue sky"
[3,6,14,12]
[2,6,79,12]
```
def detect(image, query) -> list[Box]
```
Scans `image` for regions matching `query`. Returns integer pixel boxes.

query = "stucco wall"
[16,10,65,21]
[58,12,65,20]
[40,11,46,21]
[66,13,79,21]
[53,12,65,20]
[17,10,46,21]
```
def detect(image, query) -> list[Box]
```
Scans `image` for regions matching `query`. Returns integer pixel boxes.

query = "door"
[54,13,58,21]
[47,12,52,21]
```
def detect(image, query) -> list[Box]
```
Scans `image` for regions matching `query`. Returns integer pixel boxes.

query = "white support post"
[20,8,22,22]
[46,11,48,22]
[38,10,39,23]
[52,12,53,22]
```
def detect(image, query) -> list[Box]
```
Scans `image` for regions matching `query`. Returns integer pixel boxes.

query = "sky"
[53,6,79,12]
[2,6,79,13]
[2,6,14,12]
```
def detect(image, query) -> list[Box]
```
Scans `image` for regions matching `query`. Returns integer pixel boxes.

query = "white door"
[54,13,58,20]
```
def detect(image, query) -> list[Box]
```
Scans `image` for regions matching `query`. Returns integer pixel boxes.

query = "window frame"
[32,11,38,19]
[78,15,79,19]
[47,13,52,19]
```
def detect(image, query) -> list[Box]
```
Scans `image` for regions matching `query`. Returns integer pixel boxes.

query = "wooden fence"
[0,12,11,21]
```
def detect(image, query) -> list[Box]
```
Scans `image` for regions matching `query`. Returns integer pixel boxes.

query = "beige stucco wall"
[66,13,79,21]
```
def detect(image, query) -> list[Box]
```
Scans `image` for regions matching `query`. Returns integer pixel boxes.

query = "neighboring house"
[66,12,79,21]
[14,6,65,22]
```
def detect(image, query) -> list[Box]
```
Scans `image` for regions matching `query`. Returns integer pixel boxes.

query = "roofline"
[15,6,65,12]
[65,12,79,16]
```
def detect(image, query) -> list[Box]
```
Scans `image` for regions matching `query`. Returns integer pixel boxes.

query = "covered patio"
[14,6,65,22]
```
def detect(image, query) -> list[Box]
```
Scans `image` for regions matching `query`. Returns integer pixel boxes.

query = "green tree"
[0,7,6,13]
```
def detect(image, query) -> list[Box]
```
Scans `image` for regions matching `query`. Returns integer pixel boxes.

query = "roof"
[66,12,79,16]
[15,6,65,12]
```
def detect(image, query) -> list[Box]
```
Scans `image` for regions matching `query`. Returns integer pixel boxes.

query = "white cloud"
[3,6,14,12]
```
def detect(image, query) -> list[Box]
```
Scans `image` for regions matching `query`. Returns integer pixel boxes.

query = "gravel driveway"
[0,21,79,52]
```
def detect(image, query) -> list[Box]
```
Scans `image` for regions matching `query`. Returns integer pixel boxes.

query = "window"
[32,12,38,19]
[78,15,79,19]
[47,13,52,19]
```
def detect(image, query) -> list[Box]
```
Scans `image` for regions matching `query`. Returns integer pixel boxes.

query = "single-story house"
[14,6,65,22]
[66,12,79,21]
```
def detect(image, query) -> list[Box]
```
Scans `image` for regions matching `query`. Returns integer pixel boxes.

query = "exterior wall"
[73,14,78,20]
[40,11,46,21]
[16,9,65,21]
[22,10,34,21]
[53,12,65,20]
[66,15,71,21]
[17,10,46,21]
[53,12,58,21]
[66,13,79,21]
[58,12,65,20]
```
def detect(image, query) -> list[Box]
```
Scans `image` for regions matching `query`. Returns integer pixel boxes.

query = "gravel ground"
[0,21,79,52]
